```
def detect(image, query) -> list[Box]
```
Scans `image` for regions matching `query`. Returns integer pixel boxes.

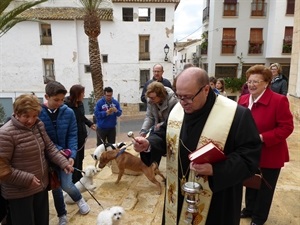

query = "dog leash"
[78,180,104,209]
[115,142,133,158]
[75,168,104,210]
[73,167,86,174]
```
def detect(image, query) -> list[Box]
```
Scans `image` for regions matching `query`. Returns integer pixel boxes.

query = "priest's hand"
[133,137,149,152]
[190,162,213,176]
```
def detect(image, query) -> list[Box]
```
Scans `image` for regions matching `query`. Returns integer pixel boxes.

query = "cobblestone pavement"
[48,116,300,225]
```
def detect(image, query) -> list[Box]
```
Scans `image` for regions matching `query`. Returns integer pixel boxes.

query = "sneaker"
[76,198,90,215]
[58,214,68,225]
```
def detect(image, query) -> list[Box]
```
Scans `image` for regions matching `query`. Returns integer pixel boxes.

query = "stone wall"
[120,103,143,116]
[288,95,300,122]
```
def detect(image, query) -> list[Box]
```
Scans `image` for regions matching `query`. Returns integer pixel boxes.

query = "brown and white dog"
[98,148,166,194]
[92,142,126,169]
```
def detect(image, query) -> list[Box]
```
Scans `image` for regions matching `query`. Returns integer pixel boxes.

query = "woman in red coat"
[238,65,294,225]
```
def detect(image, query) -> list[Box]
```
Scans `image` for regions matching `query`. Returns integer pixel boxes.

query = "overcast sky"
[174,0,203,42]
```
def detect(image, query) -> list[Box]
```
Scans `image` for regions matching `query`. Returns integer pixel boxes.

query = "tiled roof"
[112,0,180,3]
[175,39,201,48]
[18,7,113,21]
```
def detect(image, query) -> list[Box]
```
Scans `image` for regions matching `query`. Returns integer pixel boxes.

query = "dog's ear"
[118,142,126,148]
[91,154,97,160]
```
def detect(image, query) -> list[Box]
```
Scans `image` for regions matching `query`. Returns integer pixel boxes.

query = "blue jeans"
[52,167,82,217]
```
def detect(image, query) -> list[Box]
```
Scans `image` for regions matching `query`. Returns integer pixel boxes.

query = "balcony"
[282,39,292,54]
[251,2,267,16]
[221,40,236,54]
[139,52,150,61]
[248,42,263,54]
[223,3,239,16]
[202,6,209,23]
[40,36,52,45]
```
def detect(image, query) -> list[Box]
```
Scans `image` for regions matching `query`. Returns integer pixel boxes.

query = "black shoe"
[240,208,252,218]
[250,223,257,225]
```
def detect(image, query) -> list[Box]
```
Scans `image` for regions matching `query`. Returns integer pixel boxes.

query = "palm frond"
[0,0,47,37]
[79,0,103,11]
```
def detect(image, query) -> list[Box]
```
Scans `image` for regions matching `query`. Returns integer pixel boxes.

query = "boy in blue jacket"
[39,81,90,225]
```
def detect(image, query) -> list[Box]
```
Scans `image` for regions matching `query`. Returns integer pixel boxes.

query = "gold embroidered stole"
[165,95,237,225]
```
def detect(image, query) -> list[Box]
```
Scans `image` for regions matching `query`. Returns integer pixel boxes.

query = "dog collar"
[116,147,126,158]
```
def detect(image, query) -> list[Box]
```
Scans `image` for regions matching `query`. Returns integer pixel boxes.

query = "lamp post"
[164,44,170,61]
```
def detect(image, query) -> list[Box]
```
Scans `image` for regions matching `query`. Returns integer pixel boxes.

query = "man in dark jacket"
[140,64,172,104]
[133,67,261,225]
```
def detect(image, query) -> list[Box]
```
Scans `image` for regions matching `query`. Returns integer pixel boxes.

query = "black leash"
[74,167,104,209]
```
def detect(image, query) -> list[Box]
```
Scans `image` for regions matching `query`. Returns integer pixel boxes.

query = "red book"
[188,142,226,164]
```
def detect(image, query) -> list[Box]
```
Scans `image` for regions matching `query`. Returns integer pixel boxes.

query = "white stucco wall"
[0,1,175,108]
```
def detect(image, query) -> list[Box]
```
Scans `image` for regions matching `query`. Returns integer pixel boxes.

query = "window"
[241,64,258,77]
[286,0,295,15]
[139,35,150,60]
[215,64,238,78]
[155,8,165,21]
[123,8,133,21]
[43,59,55,84]
[251,0,266,16]
[248,28,263,54]
[282,27,293,53]
[102,54,108,63]
[221,28,236,54]
[223,0,238,16]
[84,65,91,73]
[139,8,150,22]
[140,69,150,88]
[40,24,52,45]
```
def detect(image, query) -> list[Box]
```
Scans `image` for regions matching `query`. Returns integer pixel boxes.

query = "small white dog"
[64,165,97,204]
[92,142,126,169]
[96,206,125,225]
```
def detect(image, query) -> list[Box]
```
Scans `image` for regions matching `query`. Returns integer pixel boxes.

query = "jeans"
[52,167,82,217]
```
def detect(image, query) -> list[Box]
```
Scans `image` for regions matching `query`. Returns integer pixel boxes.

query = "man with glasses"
[140,64,172,104]
[133,67,261,225]
[94,87,122,146]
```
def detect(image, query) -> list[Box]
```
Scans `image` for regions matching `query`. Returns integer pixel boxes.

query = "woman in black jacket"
[65,85,96,183]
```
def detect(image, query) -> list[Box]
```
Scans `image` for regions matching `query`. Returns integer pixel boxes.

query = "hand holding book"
[188,142,226,164]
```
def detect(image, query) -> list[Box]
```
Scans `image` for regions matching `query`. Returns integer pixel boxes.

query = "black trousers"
[244,168,281,225]
[72,138,87,183]
[96,127,116,146]
[8,190,49,225]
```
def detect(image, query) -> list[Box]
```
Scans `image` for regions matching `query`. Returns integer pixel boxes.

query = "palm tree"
[79,0,104,101]
[0,0,47,37]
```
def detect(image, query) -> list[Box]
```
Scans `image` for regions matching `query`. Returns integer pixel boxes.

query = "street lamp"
[164,44,170,61]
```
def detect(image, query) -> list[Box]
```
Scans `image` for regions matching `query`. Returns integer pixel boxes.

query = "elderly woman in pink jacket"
[238,65,294,225]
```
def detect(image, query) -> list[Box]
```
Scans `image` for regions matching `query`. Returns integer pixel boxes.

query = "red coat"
[238,88,294,168]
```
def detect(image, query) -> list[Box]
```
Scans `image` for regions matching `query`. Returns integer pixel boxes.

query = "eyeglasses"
[246,80,264,85]
[148,95,157,101]
[176,85,206,103]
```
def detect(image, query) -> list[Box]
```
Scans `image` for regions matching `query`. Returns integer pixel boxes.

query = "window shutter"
[224,0,237,3]
[250,28,263,44]
[286,0,295,14]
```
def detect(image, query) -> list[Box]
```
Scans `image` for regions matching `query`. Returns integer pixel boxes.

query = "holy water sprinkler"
[127,131,136,141]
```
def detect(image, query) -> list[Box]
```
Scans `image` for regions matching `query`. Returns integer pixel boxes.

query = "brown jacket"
[0,116,70,199]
